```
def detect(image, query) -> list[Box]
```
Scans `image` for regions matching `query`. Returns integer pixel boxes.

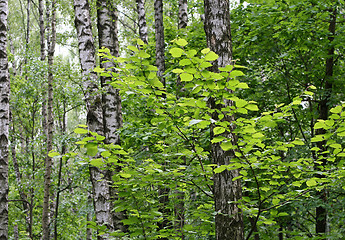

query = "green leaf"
[74,128,88,134]
[179,59,192,66]
[219,65,234,72]
[204,51,219,61]
[314,121,325,129]
[180,73,193,82]
[214,127,225,135]
[175,39,188,46]
[245,104,258,111]
[172,68,184,73]
[101,151,111,157]
[329,143,341,149]
[201,48,210,54]
[306,179,317,187]
[48,151,60,158]
[86,143,98,157]
[127,45,139,52]
[330,105,342,114]
[214,165,227,174]
[169,48,184,58]
[120,173,131,178]
[236,99,248,108]
[230,70,245,78]
[220,141,233,151]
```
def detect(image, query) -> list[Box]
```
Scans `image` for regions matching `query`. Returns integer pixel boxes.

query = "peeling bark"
[0,0,9,238]
[204,0,244,239]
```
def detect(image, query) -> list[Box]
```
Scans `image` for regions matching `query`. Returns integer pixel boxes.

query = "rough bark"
[204,0,244,239]
[154,0,165,87]
[0,0,9,239]
[178,0,187,29]
[315,6,336,239]
[41,0,56,238]
[136,0,148,44]
[97,0,126,232]
[74,0,116,238]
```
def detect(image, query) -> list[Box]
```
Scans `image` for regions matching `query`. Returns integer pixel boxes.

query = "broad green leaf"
[214,127,225,135]
[230,70,245,78]
[180,73,193,82]
[120,173,131,178]
[330,105,342,114]
[237,82,249,89]
[214,165,227,173]
[204,51,219,61]
[292,139,304,146]
[74,128,88,134]
[245,104,258,111]
[175,39,188,46]
[179,59,192,66]
[201,48,210,54]
[86,143,98,157]
[329,143,341,149]
[314,121,325,129]
[220,141,233,151]
[101,151,111,157]
[127,45,139,52]
[236,99,248,108]
[219,65,233,72]
[169,48,184,58]
[306,179,317,187]
[172,68,184,73]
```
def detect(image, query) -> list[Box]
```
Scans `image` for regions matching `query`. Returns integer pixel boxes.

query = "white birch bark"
[136,0,148,44]
[0,0,9,238]
[74,0,116,238]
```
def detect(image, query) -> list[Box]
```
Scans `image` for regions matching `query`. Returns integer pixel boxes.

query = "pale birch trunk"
[0,0,9,238]
[136,0,148,44]
[204,0,244,239]
[74,0,116,238]
[178,0,187,29]
[97,0,126,232]
[41,0,56,238]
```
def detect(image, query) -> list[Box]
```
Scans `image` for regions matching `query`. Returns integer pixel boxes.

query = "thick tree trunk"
[178,0,187,29]
[0,0,9,239]
[74,0,116,238]
[136,0,148,44]
[203,0,244,239]
[41,0,56,238]
[315,7,336,239]
[97,0,126,232]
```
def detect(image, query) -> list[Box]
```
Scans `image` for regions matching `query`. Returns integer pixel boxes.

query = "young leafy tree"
[204,0,244,239]
[0,0,9,239]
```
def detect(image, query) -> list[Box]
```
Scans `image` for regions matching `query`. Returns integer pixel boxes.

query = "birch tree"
[0,0,9,238]
[96,0,126,232]
[74,0,116,238]
[136,0,148,44]
[204,0,244,239]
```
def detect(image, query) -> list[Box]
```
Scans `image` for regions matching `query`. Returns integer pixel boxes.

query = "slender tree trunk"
[74,0,116,238]
[41,0,56,238]
[0,0,9,239]
[315,6,336,239]
[204,0,244,239]
[136,0,148,44]
[13,225,19,240]
[97,0,126,232]
[38,0,45,61]
[178,0,187,29]
[154,0,165,87]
